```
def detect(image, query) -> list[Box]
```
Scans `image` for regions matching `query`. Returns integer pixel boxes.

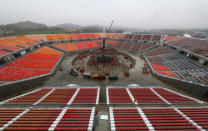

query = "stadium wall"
[154,73,208,97]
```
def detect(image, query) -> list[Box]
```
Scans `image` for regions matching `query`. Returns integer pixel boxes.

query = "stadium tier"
[151,35,162,41]
[0,36,39,56]
[107,40,156,52]
[144,47,208,85]
[110,107,208,130]
[1,106,208,131]
[141,34,152,41]
[0,109,25,128]
[108,33,162,42]
[45,33,102,41]
[0,67,51,81]
[1,87,99,105]
[164,35,186,43]
[167,37,208,58]
[72,88,99,104]
[46,34,57,41]
[53,40,101,51]
[107,33,127,39]
[0,108,95,131]
[107,87,203,104]
[144,46,173,56]
[109,108,149,130]
[6,88,52,104]
[107,88,133,104]
[129,88,166,103]
[134,34,143,40]
[27,34,45,42]
[7,58,57,69]
[39,88,77,104]
[0,46,63,83]
[55,34,66,41]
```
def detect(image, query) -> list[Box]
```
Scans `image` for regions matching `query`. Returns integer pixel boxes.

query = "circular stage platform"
[72,47,135,77]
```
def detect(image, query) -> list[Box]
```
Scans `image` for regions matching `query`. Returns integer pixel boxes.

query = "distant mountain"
[55,23,82,30]
[0,21,48,31]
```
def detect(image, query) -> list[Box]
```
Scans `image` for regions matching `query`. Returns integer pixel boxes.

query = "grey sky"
[0,0,208,29]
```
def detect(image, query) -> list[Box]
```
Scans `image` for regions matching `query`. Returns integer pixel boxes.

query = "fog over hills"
[55,23,82,30]
[0,21,48,31]
[0,0,208,29]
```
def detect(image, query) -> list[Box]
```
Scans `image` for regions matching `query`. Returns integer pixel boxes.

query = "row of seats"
[107,40,155,52]
[108,33,126,39]
[3,86,201,105]
[33,46,63,56]
[107,88,199,104]
[111,107,208,130]
[27,34,45,42]
[108,88,132,104]
[5,109,61,130]
[165,36,208,59]
[0,36,39,56]
[143,108,198,130]
[108,33,162,42]
[55,108,93,130]
[23,53,61,62]
[73,88,98,104]
[45,33,101,41]
[0,108,94,131]
[144,46,173,56]
[8,89,51,103]
[154,88,195,103]
[179,108,208,129]
[50,33,163,42]
[5,88,99,105]
[112,108,149,130]
[0,109,25,127]
[29,33,101,42]
[164,35,186,42]
[129,88,165,103]
[40,88,76,104]
[0,66,51,81]
[7,58,57,69]
[1,107,207,130]
[53,40,101,51]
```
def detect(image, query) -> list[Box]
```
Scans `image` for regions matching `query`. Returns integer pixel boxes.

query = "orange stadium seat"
[0,66,51,81]
[151,64,170,71]
[23,53,61,61]
[67,43,78,51]
[6,37,32,47]
[28,35,44,42]
[158,71,176,77]
[164,35,177,41]
[7,58,57,69]
[53,44,68,50]
[34,46,63,56]
[46,34,57,41]
[65,34,72,40]
[55,34,66,41]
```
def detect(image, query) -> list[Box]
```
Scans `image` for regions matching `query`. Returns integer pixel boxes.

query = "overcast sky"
[0,0,208,29]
